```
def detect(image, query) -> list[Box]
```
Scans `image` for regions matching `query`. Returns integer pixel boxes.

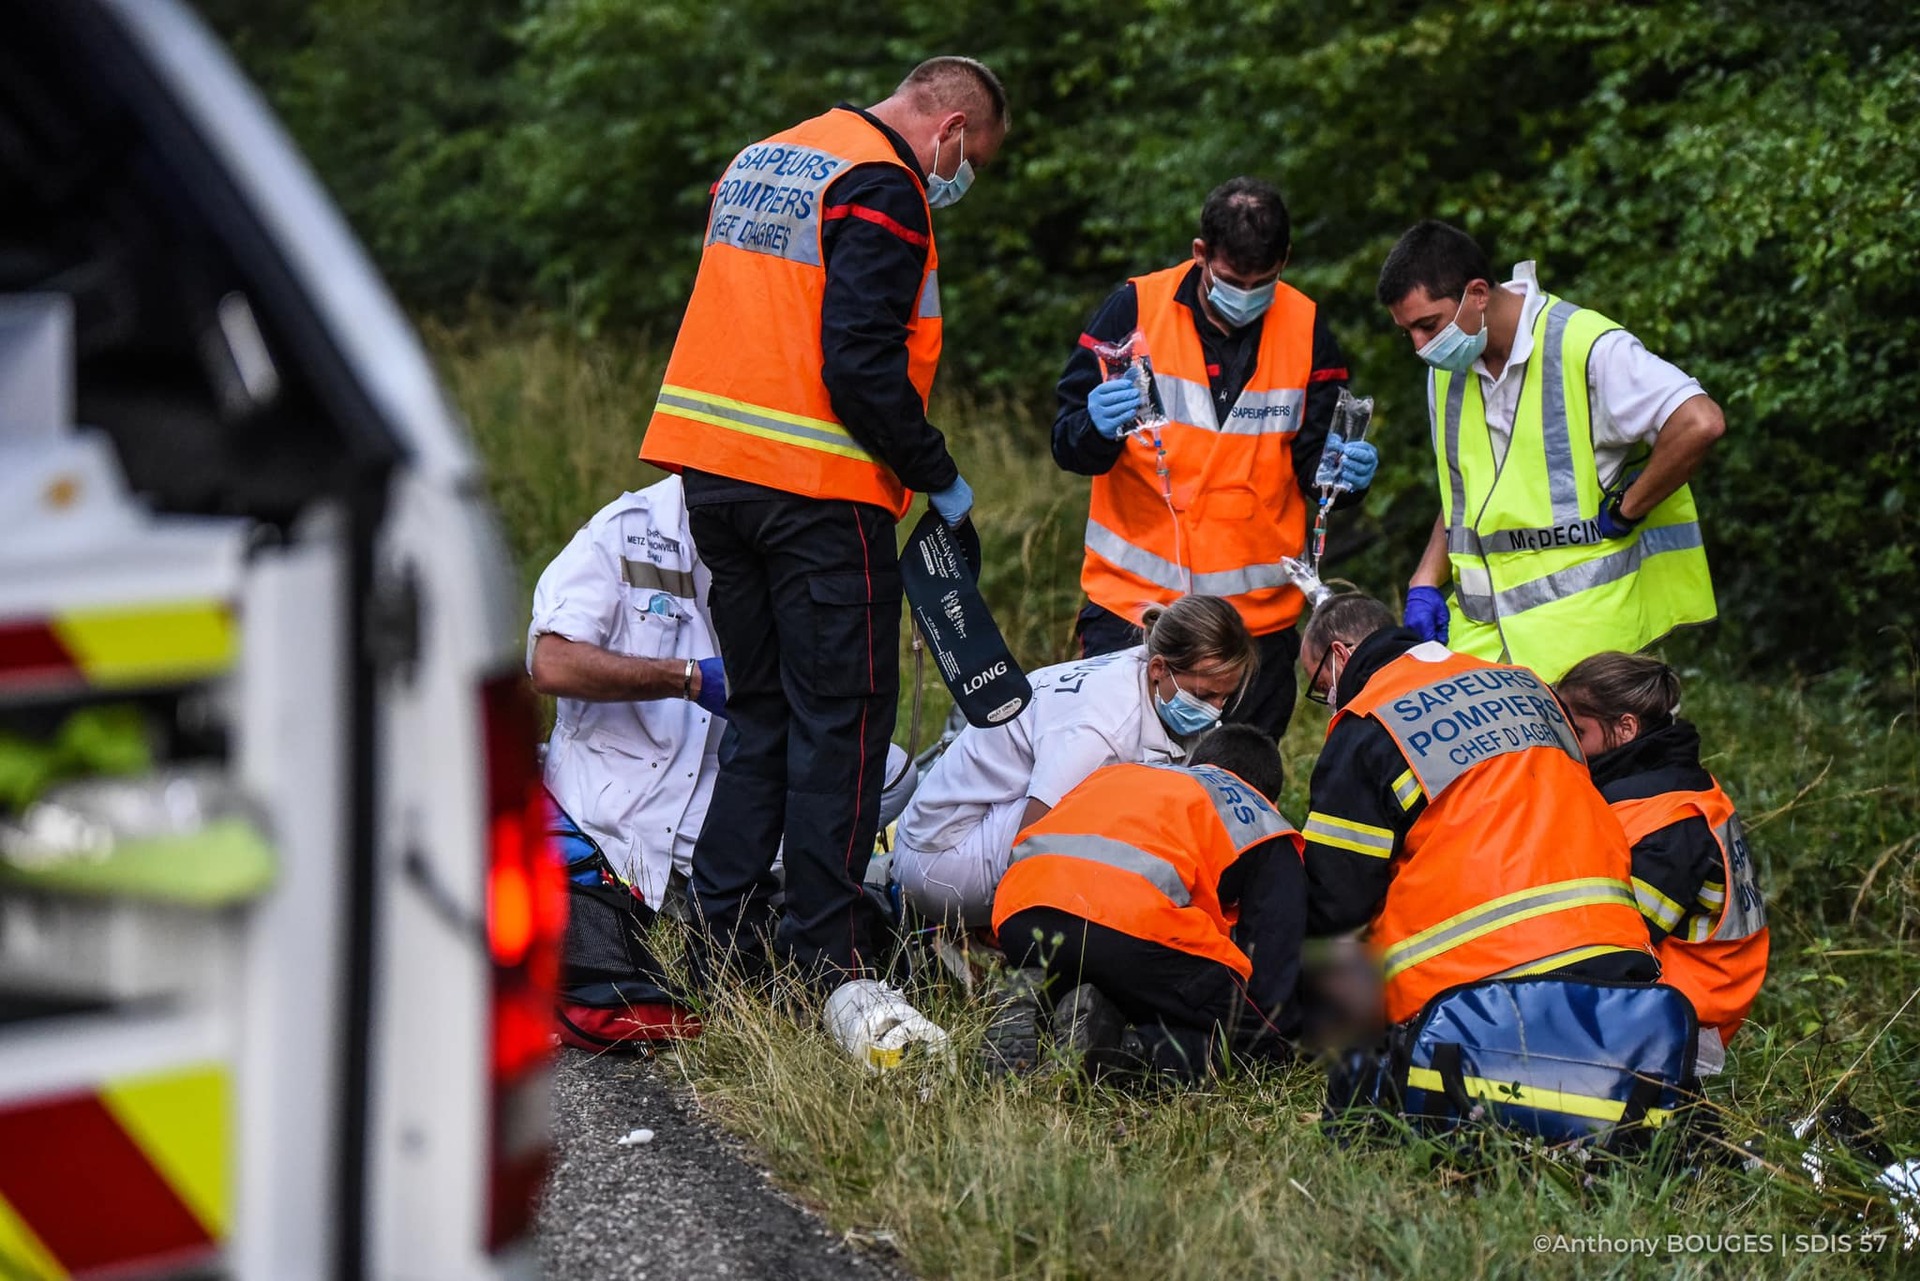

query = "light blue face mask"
[1206,272,1276,328]
[926,128,974,209]
[1416,291,1490,373]
[1154,672,1223,737]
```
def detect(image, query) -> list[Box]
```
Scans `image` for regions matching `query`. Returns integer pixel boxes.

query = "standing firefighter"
[641,58,1009,1009]
[1378,220,1722,681]
[1051,178,1378,737]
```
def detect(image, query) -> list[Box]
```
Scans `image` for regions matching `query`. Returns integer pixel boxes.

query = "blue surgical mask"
[1416,292,1489,372]
[1207,272,1276,328]
[1155,672,1222,737]
[926,128,974,209]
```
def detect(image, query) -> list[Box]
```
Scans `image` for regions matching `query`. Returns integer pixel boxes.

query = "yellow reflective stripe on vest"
[1008,832,1191,906]
[655,385,875,461]
[1455,521,1706,620]
[1404,1066,1673,1127]
[1490,942,1642,980]
[1381,876,1638,981]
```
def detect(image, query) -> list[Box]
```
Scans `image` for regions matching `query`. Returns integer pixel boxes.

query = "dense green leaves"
[214,0,1920,673]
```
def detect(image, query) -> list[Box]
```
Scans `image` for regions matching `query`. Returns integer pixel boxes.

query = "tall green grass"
[439,321,1920,1279]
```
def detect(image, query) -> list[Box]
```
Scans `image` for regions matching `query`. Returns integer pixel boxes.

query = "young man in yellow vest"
[640,59,1007,1001]
[1378,220,1723,682]
[1052,178,1379,738]
[1295,593,1655,1027]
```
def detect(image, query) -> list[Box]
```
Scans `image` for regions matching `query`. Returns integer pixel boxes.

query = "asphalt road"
[538,1047,910,1281]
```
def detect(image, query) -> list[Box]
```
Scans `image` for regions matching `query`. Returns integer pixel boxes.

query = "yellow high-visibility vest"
[1434,297,1715,681]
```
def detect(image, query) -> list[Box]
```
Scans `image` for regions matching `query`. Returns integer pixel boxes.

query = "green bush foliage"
[213,0,1920,671]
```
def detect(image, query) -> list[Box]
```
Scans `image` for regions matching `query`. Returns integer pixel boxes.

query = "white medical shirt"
[1427,261,1707,488]
[898,647,1186,853]
[527,477,722,906]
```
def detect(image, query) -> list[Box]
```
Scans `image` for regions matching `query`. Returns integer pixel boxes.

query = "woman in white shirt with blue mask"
[893,593,1258,928]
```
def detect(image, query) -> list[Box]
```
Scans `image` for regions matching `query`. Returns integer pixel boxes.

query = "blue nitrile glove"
[928,474,974,526]
[1338,439,1379,491]
[1087,375,1145,440]
[1597,470,1643,539]
[695,657,729,719]
[1404,586,1450,644]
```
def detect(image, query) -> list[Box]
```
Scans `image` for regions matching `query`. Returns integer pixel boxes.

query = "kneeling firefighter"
[1299,594,1694,1144]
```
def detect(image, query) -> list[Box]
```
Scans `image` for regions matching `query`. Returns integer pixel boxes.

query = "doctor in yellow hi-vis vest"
[1375,221,1722,682]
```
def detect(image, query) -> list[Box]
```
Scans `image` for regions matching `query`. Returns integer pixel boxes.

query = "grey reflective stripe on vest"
[622,559,696,597]
[1084,520,1290,597]
[1150,374,1304,436]
[1539,301,1583,525]
[1008,832,1191,905]
[1152,372,1217,432]
[1221,387,1304,436]
[1442,370,1471,556]
[1368,664,1582,799]
[918,269,941,319]
[1709,812,1767,941]
[654,389,878,458]
[1381,876,1638,981]
[705,140,851,268]
[1163,763,1295,849]
[1462,522,1705,618]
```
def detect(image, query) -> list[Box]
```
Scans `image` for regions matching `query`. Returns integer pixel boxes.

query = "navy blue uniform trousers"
[688,491,898,985]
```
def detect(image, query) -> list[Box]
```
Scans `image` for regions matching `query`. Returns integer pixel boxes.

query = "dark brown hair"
[1556,652,1681,749]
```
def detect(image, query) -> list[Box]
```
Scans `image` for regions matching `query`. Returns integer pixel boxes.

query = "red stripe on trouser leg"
[0,1092,215,1274]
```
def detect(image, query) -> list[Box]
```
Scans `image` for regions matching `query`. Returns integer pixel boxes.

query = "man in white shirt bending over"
[1378,220,1723,681]
[893,593,1257,928]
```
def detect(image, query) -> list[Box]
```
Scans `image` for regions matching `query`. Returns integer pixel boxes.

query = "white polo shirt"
[1427,261,1707,488]
[898,646,1186,853]
[527,477,722,906]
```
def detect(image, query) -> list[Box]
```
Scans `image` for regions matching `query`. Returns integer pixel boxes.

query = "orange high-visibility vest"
[1333,643,1653,1023]
[1082,265,1316,635]
[991,762,1301,978]
[1611,782,1768,1041]
[640,109,941,519]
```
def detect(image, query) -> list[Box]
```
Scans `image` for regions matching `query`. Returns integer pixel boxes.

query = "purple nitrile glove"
[695,657,728,719]
[1404,585,1450,644]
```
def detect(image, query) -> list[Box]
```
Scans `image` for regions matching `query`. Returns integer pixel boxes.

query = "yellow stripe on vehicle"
[100,1065,231,1239]
[0,1192,65,1280]
[51,602,235,688]
[1405,1066,1672,1127]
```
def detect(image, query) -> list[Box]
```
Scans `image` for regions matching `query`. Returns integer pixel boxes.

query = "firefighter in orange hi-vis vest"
[1293,594,1656,1027]
[1051,178,1382,738]
[639,59,1008,1006]
[1556,652,1769,1077]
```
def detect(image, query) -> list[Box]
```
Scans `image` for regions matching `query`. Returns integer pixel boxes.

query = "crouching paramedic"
[1557,653,1769,1075]
[984,724,1306,1082]
[1297,593,1655,1026]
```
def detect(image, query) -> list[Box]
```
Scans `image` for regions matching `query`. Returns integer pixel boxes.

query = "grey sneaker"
[1051,983,1134,1079]
[979,966,1048,1076]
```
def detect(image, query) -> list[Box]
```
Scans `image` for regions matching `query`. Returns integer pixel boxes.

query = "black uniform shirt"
[1587,720,1726,945]
[685,104,958,506]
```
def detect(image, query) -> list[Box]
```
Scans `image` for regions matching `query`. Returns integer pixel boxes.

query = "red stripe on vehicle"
[0,1091,215,1273]
[822,204,930,248]
[0,621,78,680]
[1309,367,1350,383]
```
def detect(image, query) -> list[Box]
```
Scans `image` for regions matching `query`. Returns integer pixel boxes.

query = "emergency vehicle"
[0,3,560,1277]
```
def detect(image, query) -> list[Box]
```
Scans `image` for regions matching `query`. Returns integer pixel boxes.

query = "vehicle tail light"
[479,673,566,1252]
